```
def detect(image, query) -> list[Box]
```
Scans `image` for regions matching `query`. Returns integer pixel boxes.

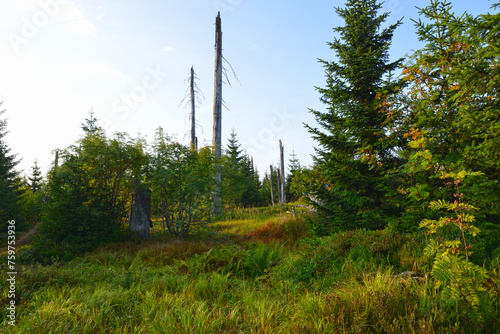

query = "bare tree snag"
[213,11,223,215]
[277,168,282,206]
[190,66,197,150]
[129,178,152,239]
[270,165,275,206]
[280,140,286,204]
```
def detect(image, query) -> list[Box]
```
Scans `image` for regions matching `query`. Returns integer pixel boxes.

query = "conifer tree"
[221,129,246,207]
[222,129,263,207]
[240,155,262,206]
[36,114,146,258]
[305,0,404,232]
[286,150,301,201]
[81,108,99,134]
[28,159,43,193]
[0,106,22,231]
[226,128,244,165]
[389,1,500,229]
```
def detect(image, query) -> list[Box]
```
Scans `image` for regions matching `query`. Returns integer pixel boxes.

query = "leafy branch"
[420,169,494,322]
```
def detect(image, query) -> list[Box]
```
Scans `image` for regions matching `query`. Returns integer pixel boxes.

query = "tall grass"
[1,206,498,333]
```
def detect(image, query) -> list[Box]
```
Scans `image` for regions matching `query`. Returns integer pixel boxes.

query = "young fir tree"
[286,150,301,201]
[28,159,43,193]
[222,129,262,207]
[226,128,244,165]
[81,108,99,134]
[0,106,22,231]
[35,114,147,261]
[240,155,263,207]
[222,129,246,207]
[305,0,404,232]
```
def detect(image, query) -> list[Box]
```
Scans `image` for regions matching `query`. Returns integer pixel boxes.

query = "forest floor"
[0,222,40,253]
[16,223,40,246]
[1,206,498,333]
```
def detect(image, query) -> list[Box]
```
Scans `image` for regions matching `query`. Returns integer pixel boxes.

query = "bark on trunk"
[212,11,223,216]
[190,66,197,150]
[280,140,286,205]
[129,179,152,239]
[270,165,275,206]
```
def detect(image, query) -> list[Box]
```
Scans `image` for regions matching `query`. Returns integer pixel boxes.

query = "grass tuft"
[2,206,498,333]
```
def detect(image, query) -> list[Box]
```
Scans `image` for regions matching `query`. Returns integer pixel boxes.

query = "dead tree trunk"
[270,165,275,206]
[277,168,282,206]
[280,140,286,204]
[212,11,223,215]
[190,66,197,150]
[129,179,152,239]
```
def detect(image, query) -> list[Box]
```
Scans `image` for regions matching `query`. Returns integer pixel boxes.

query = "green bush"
[33,130,146,262]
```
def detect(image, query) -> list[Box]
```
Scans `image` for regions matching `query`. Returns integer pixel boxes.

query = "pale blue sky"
[0,0,496,178]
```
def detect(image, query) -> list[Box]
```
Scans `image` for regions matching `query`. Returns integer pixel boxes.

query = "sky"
[0,0,496,179]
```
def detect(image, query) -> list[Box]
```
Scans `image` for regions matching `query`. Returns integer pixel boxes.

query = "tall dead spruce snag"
[212,11,223,215]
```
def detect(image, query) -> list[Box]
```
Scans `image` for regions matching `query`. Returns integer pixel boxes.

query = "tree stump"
[129,180,152,239]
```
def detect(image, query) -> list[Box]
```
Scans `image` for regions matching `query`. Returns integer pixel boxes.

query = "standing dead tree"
[277,168,283,206]
[180,66,204,150]
[190,66,197,149]
[213,11,223,215]
[279,139,286,205]
[270,165,275,206]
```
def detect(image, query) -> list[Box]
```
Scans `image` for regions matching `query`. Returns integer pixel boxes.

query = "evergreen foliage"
[80,108,99,134]
[305,0,404,232]
[19,177,44,225]
[5,2,500,332]
[221,129,263,208]
[34,114,146,259]
[28,159,43,193]
[286,150,301,201]
[386,0,500,231]
[0,106,22,231]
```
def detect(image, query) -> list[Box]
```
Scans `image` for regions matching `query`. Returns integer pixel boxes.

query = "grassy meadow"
[1,205,499,333]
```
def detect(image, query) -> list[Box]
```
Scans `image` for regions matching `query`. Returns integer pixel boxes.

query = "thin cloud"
[64,19,96,35]
[57,1,97,35]
[162,46,176,54]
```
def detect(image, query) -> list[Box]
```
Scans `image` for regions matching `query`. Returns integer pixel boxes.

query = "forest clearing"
[1,205,497,333]
[1,0,499,332]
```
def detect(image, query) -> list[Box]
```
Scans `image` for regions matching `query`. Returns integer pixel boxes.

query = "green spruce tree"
[222,129,263,207]
[0,106,22,231]
[388,1,500,231]
[81,107,99,134]
[226,128,244,165]
[305,0,404,232]
[240,155,263,207]
[28,159,43,193]
[286,150,301,202]
[221,129,246,207]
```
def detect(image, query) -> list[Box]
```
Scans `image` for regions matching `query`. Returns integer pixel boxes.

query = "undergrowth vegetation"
[2,207,499,333]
